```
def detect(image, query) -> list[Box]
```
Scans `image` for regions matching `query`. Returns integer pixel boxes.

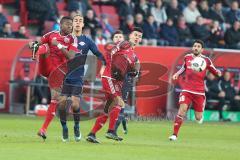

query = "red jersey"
[41,31,77,67]
[102,41,138,80]
[102,49,112,78]
[177,54,219,95]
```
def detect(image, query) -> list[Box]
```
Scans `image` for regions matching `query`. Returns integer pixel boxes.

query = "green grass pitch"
[0,114,240,160]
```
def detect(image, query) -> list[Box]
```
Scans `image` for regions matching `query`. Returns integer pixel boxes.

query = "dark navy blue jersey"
[64,35,106,86]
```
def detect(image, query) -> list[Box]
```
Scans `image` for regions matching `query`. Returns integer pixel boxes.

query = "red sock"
[91,114,108,134]
[40,100,57,132]
[173,115,183,136]
[108,106,121,131]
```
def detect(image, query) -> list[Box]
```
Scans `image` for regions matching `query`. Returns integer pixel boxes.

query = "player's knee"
[179,104,188,115]
[71,96,80,111]
[114,96,125,108]
[51,90,60,100]
[195,114,202,121]
[58,96,67,110]
[72,101,80,111]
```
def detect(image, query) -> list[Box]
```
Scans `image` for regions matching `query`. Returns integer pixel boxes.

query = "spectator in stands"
[100,14,115,41]
[151,0,167,27]
[135,0,152,19]
[219,71,240,111]
[225,1,240,24]
[118,0,135,26]
[142,14,158,46]
[178,0,191,6]
[209,0,226,24]
[0,22,15,38]
[94,27,107,45]
[208,21,225,48]
[0,4,8,31]
[67,0,91,16]
[191,16,210,42]
[120,15,135,35]
[166,0,182,24]
[14,25,28,39]
[26,0,59,35]
[84,9,102,37]
[224,20,240,49]
[222,0,237,7]
[205,72,228,121]
[198,0,211,19]
[183,0,201,24]
[176,16,193,46]
[134,13,144,29]
[161,18,179,46]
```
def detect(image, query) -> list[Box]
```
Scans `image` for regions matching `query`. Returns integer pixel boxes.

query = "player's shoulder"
[184,53,193,59]
[200,54,211,62]
[77,35,95,44]
[43,30,59,37]
[65,34,76,42]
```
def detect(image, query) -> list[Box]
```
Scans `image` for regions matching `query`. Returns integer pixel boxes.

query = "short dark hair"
[193,39,204,48]
[60,16,73,24]
[111,30,123,40]
[132,27,143,33]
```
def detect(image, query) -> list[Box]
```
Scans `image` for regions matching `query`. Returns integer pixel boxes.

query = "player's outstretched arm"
[88,38,106,65]
[206,58,222,77]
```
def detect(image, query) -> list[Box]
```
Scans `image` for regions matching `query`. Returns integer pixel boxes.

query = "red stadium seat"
[107,14,120,29]
[56,2,66,11]
[59,10,69,16]
[20,0,39,26]
[43,21,54,34]
[7,15,20,31]
[0,0,15,4]
[100,5,117,15]
[98,5,119,29]
[92,5,101,17]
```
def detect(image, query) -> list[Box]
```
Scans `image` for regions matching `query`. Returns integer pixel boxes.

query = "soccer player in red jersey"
[86,27,142,143]
[169,40,222,141]
[29,16,77,140]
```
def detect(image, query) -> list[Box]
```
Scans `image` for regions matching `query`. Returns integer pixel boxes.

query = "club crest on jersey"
[64,37,70,43]
[79,41,85,46]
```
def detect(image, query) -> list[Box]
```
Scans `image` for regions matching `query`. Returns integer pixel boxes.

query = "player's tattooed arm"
[51,38,76,59]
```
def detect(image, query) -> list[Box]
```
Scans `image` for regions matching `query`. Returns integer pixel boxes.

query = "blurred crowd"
[0,0,240,49]
[205,71,240,120]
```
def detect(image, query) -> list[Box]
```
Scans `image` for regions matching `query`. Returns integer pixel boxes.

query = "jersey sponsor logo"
[79,41,85,46]
[64,37,70,43]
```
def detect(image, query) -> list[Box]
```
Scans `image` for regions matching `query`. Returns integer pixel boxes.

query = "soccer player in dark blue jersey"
[56,15,106,142]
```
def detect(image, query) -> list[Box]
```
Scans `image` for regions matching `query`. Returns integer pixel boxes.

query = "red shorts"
[102,77,123,100]
[179,91,206,112]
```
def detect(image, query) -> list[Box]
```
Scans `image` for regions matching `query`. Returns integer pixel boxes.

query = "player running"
[29,16,77,140]
[169,40,222,141]
[86,27,143,143]
[54,14,106,142]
